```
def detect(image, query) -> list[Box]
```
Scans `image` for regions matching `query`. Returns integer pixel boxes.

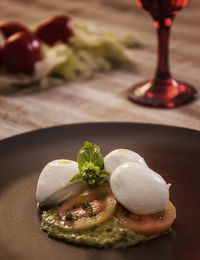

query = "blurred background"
[0,0,199,139]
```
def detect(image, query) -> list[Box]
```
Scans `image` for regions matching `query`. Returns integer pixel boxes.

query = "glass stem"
[153,15,175,82]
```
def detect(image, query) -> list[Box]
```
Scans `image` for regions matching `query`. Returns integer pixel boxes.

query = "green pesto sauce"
[41,208,154,248]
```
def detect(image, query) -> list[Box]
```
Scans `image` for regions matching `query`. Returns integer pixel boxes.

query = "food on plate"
[104,148,147,174]
[36,159,85,206]
[2,32,42,73]
[70,141,109,189]
[116,201,176,236]
[37,141,176,248]
[41,208,148,248]
[35,14,73,45]
[0,21,29,39]
[0,14,138,92]
[57,185,117,230]
[110,162,170,215]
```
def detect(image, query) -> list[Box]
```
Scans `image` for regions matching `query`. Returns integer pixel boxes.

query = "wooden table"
[0,0,200,140]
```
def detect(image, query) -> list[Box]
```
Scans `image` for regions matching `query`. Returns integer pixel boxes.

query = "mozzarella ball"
[110,162,170,215]
[36,159,84,206]
[104,149,147,174]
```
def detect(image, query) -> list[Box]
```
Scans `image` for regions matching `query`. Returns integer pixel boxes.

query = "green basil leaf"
[77,141,104,172]
[71,141,110,189]
[70,173,83,182]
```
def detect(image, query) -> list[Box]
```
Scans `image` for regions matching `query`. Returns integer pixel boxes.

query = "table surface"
[0,0,200,140]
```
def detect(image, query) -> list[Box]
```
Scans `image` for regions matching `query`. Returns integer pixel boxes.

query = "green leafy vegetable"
[65,212,78,221]
[65,213,73,221]
[81,201,96,217]
[77,141,104,171]
[81,201,91,209]
[70,141,109,188]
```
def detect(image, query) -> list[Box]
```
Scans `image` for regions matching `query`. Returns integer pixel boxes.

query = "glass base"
[128,78,198,108]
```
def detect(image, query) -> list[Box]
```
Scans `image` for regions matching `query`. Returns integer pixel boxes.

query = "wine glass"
[128,0,198,108]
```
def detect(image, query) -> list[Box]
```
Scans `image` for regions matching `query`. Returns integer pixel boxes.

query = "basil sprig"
[70,141,109,188]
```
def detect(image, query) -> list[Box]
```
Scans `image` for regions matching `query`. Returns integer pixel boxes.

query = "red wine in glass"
[128,0,198,108]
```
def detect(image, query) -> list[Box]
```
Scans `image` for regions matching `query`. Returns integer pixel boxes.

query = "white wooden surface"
[0,0,199,139]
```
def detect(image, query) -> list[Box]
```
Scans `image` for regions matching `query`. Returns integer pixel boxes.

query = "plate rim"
[0,121,199,144]
[0,121,200,260]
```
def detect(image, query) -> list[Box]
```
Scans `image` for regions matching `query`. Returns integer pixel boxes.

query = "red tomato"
[2,31,42,74]
[0,21,29,39]
[115,201,176,236]
[35,14,73,45]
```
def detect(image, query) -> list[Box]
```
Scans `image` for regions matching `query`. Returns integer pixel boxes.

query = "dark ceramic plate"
[0,123,200,260]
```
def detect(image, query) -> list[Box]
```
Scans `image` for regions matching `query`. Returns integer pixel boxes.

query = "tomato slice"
[115,201,176,236]
[57,185,117,230]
